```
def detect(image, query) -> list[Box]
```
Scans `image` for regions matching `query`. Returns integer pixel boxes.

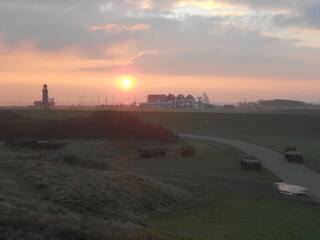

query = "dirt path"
[180,134,320,201]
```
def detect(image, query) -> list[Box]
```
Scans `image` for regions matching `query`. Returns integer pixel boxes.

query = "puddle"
[276,182,307,196]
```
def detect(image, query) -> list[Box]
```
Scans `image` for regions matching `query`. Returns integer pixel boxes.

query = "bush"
[0,111,177,142]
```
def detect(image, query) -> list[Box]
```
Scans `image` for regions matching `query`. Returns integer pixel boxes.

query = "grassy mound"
[3,159,198,224]
[0,155,202,239]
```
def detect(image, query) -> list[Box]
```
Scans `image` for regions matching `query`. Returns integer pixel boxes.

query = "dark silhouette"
[0,110,177,142]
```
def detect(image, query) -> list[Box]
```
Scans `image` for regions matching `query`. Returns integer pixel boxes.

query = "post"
[205,120,208,143]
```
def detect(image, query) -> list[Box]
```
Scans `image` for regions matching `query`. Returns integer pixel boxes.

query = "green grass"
[115,139,278,185]
[3,109,320,239]
[148,191,320,240]
[132,111,320,171]
[0,139,278,225]
[0,141,205,239]
[11,109,320,171]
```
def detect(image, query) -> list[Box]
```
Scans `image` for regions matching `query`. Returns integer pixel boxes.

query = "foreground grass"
[148,191,320,240]
[0,149,201,239]
[1,122,319,240]
[0,138,280,239]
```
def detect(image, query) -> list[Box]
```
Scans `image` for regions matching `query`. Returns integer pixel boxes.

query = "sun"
[120,78,133,90]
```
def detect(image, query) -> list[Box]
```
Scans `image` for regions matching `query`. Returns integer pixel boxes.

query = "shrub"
[0,111,177,142]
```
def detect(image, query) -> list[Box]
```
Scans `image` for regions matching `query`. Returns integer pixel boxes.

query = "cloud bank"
[0,0,319,81]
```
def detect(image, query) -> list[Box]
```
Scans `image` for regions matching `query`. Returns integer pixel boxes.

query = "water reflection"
[276,182,307,196]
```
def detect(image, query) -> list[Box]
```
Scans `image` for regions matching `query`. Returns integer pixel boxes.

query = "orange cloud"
[0,38,144,75]
[91,24,152,33]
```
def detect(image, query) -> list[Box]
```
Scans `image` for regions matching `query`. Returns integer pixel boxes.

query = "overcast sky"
[0,0,319,105]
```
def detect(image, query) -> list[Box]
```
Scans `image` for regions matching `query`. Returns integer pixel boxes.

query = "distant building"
[224,105,236,110]
[239,101,258,109]
[144,93,214,109]
[34,84,55,109]
[167,94,176,109]
[147,94,167,108]
[176,94,185,108]
[258,99,306,108]
[185,94,196,108]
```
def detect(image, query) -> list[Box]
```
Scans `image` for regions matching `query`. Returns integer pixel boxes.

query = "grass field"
[13,109,320,171]
[131,111,320,171]
[0,139,208,239]
[3,109,320,239]
[148,192,320,240]
[1,137,319,239]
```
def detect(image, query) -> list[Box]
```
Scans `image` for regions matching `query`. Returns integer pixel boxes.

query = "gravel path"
[180,134,320,201]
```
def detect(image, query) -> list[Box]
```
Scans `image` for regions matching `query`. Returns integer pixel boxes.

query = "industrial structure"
[34,84,55,109]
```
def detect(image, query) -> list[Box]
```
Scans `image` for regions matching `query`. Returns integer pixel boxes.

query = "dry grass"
[0,138,297,240]
[0,145,203,239]
[18,160,197,222]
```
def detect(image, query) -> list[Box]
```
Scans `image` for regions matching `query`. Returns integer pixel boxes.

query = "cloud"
[80,15,320,81]
[222,0,305,10]
[91,24,152,33]
[130,0,306,11]
[273,1,320,29]
[0,0,319,82]
[0,0,155,60]
[134,16,320,79]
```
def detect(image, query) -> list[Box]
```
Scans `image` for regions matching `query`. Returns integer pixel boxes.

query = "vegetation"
[1,109,320,239]
[148,192,320,240]
[0,141,205,239]
[132,111,320,171]
[0,110,176,142]
[2,136,319,239]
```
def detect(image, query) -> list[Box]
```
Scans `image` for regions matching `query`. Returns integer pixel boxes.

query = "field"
[2,109,320,239]
[148,192,320,240]
[0,137,278,239]
[131,111,320,171]
[18,109,320,170]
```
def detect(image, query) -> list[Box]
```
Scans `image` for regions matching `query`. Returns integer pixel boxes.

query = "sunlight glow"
[173,0,248,17]
[120,78,133,90]
[177,0,225,10]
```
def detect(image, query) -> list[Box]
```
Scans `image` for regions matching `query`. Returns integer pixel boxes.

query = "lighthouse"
[33,84,55,109]
[42,84,49,109]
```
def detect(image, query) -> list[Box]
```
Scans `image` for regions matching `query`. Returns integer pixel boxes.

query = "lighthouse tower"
[42,84,49,109]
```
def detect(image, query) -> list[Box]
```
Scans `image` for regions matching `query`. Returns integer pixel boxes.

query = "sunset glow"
[0,1,320,106]
[120,78,133,90]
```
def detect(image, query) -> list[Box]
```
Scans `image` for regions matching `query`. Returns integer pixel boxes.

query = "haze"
[0,0,320,106]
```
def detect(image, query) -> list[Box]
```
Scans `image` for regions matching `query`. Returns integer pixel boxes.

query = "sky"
[0,0,320,106]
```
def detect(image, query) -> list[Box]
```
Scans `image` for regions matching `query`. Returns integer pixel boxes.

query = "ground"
[1,136,320,239]
[1,109,320,239]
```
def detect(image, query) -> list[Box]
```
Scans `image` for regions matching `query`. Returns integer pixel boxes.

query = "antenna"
[202,92,211,104]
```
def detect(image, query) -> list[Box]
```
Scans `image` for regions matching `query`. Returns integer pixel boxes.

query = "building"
[167,94,176,109]
[34,84,55,109]
[145,93,213,109]
[185,94,196,108]
[257,99,306,108]
[224,105,236,110]
[147,94,167,108]
[176,94,185,108]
